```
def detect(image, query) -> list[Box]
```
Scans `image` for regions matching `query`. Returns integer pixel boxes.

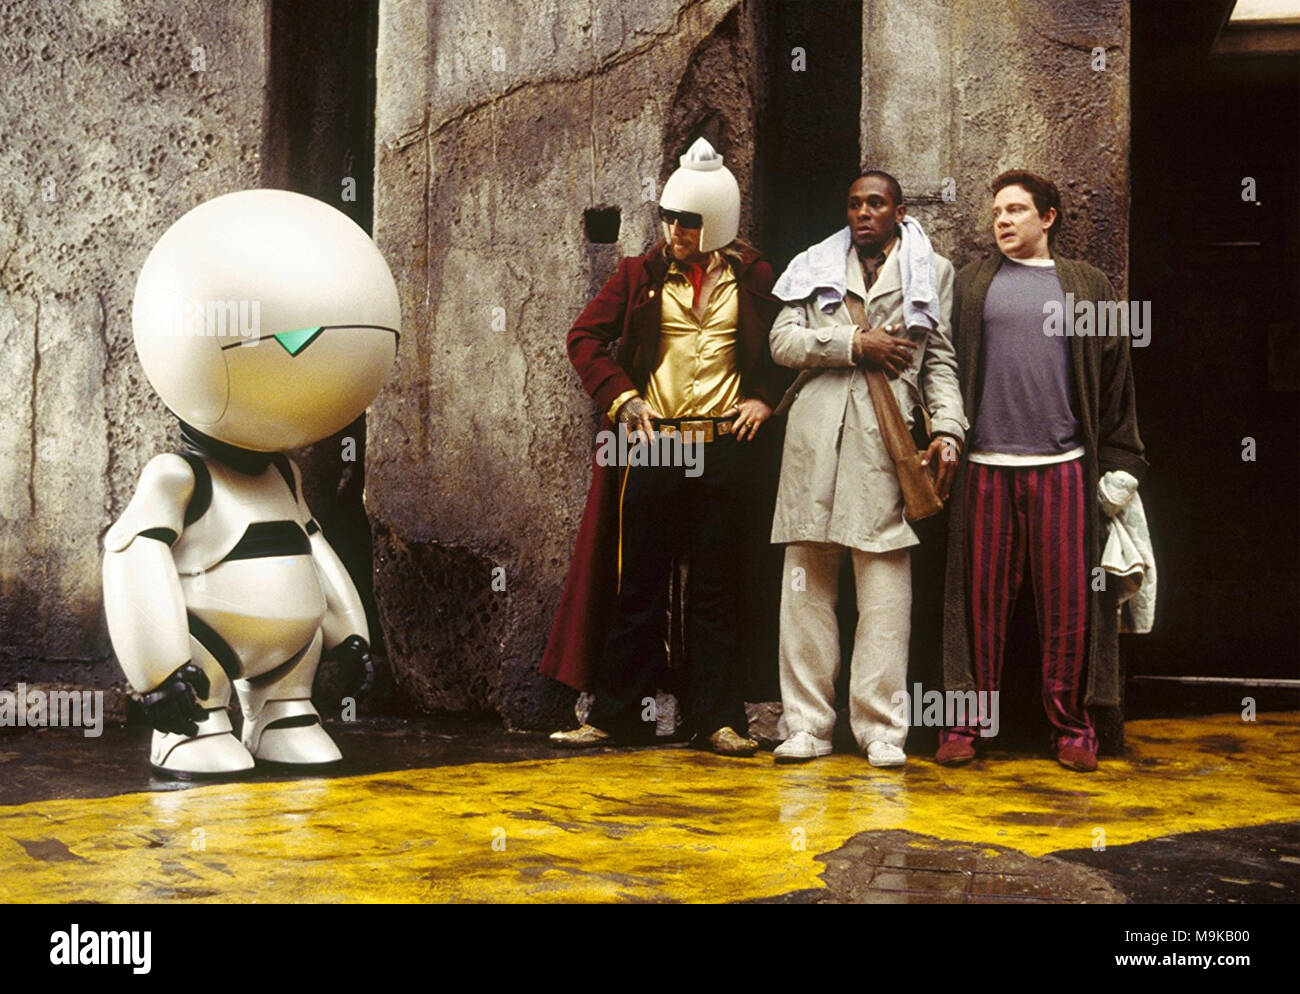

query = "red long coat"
[539,241,786,691]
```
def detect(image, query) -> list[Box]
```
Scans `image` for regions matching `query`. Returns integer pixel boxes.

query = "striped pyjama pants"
[945,458,1096,754]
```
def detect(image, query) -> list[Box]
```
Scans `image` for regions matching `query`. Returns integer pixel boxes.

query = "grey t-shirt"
[970,258,1082,456]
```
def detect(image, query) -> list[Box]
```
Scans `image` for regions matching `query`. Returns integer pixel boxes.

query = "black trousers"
[589,434,750,740]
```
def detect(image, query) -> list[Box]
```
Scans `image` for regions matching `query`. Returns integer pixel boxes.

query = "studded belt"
[651,415,737,443]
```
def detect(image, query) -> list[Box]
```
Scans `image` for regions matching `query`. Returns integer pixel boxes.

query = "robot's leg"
[235,629,342,765]
[150,638,256,778]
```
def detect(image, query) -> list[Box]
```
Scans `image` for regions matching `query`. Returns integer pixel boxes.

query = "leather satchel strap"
[842,293,915,466]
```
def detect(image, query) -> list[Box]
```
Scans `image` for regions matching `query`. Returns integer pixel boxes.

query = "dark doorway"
[741,0,864,705]
[756,0,864,276]
[1127,0,1300,712]
[263,0,385,660]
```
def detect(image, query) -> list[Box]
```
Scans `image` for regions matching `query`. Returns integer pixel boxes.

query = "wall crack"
[27,295,40,518]
[426,0,718,140]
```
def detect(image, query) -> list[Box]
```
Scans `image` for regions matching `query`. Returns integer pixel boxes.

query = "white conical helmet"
[659,137,740,253]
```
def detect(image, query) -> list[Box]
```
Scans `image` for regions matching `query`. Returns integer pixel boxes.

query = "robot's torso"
[172,454,326,681]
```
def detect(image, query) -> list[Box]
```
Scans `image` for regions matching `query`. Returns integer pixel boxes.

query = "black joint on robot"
[179,453,213,525]
[226,521,311,560]
[265,714,320,730]
[186,611,243,679]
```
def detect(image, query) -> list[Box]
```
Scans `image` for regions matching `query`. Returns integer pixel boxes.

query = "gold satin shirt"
[643,257,742,419]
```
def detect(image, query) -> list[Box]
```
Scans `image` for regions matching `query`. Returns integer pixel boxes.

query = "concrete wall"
[862,0,1129,290]
[0,2,266,677]
[369,0,760,728]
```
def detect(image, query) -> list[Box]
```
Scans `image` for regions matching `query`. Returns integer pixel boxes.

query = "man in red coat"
[541,138,786,755]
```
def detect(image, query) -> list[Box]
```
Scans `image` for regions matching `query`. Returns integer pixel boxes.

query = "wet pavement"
[0,711,1297,903]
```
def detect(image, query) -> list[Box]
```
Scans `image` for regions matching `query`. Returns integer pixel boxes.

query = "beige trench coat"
[769,245,967,553]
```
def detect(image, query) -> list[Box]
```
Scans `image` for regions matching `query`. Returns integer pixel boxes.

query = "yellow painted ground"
[1,713,1296,903]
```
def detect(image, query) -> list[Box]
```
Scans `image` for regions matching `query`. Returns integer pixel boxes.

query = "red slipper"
[1057,745,1098,772]
[934,738,976,766]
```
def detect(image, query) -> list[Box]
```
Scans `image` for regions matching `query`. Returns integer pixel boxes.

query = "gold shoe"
[707,726,758,757]
[549,723,611,749]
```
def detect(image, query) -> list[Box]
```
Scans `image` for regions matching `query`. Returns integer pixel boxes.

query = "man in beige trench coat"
[768,171,967,766]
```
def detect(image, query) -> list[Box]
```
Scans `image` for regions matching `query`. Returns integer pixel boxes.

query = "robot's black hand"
[134,663,210,736]
[327,635,374,702]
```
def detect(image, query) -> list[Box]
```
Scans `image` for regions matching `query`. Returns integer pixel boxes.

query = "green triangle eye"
[272,327,324,356]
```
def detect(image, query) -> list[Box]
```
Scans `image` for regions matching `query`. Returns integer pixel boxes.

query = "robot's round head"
[132,189,400,451]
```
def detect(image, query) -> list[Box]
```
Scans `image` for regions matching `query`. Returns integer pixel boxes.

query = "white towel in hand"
[1098,470,1157,634]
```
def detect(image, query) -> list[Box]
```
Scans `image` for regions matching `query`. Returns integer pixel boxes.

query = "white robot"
[103,189,400,778]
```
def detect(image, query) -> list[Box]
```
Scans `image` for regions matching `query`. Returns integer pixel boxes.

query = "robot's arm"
[280,457,370,648]
[308,523,370,649]
[103,454,211,734]
[308,525,374,699]
[285,457,375,698]
[103,453,195,693]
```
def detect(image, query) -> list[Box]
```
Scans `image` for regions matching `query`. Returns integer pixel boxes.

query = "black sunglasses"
[658,206,703,229]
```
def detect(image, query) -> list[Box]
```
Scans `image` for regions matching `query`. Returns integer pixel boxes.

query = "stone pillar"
[0,3,267,675]
[861,0,1129,290]
[369,0,756,728]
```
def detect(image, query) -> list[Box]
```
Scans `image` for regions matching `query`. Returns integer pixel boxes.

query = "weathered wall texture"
[862,0,1129,291]
[369,0,760,727]
[0,2,266,675]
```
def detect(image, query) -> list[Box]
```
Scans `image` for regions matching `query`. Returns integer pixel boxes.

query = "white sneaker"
[866,741,907,768]
[773,731,833,764]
